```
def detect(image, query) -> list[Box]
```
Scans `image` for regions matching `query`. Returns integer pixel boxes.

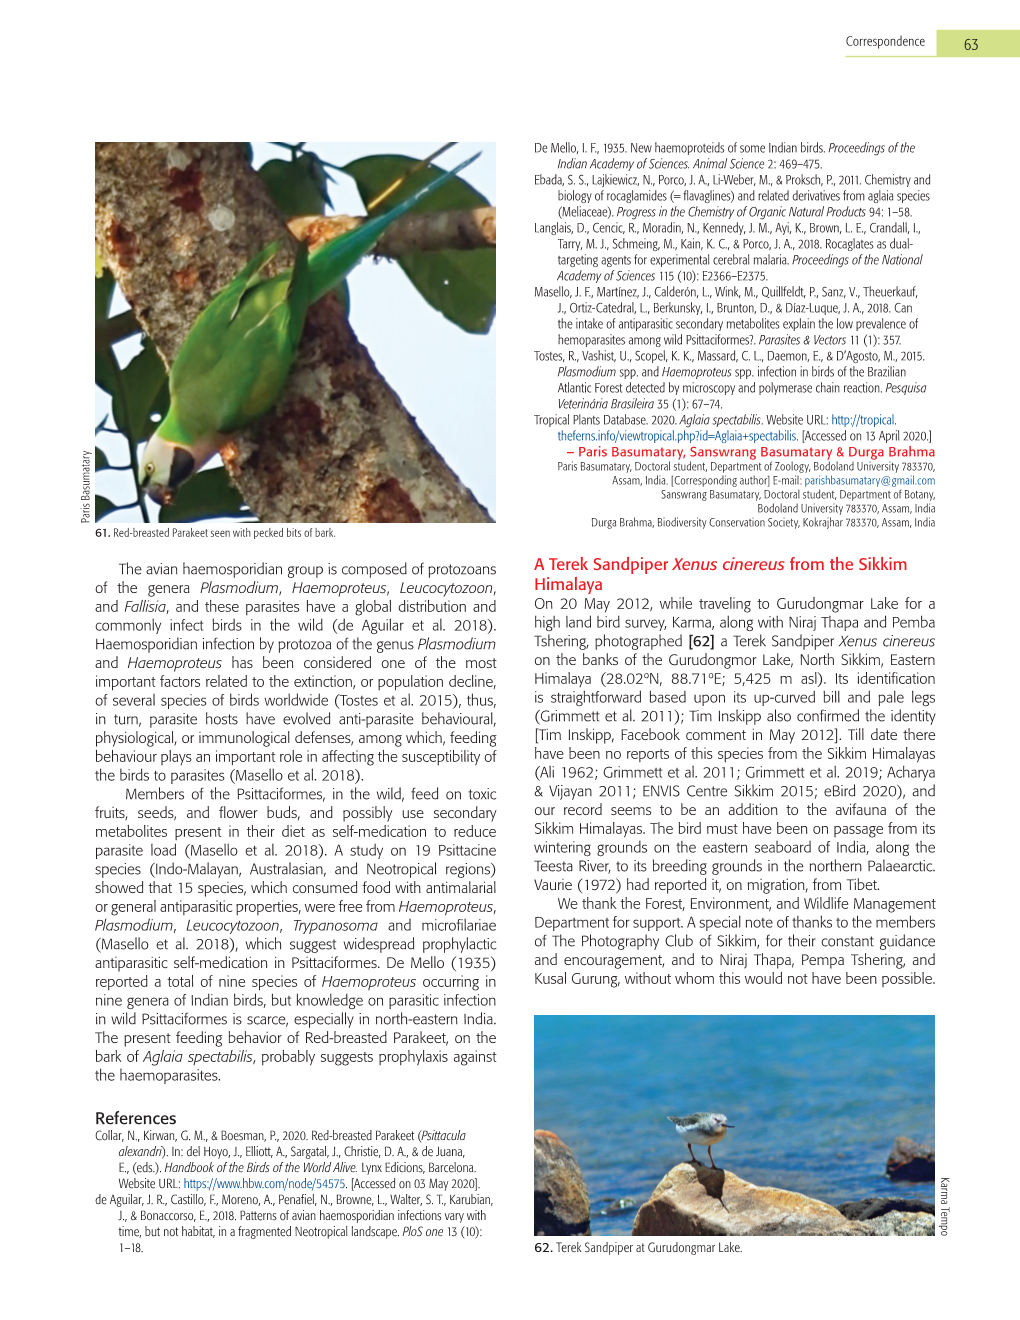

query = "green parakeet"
[139,152,480,505]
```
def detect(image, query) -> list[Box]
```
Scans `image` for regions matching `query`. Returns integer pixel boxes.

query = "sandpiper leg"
[687,1143,702,1165]
[708,1146,717,1169]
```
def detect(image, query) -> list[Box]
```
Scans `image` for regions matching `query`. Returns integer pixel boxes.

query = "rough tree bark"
[95,142,493,523]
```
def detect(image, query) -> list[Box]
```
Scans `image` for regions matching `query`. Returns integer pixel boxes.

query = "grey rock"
[632,1164,865,1236]
[885,1135,935,1182]
[868,1211,935,1236]
[534,1131,590,1236]
[839,1196,936,1220]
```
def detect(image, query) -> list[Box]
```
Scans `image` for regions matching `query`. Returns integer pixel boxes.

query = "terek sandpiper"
[667,1113,733,1169]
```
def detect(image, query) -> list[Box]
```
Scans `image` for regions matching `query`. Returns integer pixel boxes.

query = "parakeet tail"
[307,152,482,303]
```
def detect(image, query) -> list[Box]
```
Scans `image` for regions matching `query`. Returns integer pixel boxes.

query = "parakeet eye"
[145,463,154,476]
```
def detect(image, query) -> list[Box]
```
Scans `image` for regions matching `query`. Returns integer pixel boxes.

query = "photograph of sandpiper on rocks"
[535,1015,935,1237]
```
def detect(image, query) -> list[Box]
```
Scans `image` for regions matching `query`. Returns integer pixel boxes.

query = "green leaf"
[259,155,331,218]
[95,447,110,471]
[342,155,495,334]
[118,339,169,443]
[97,338,167,443]
[96,268,115,323]
[398,249,495,334]
[95,495,118,521]
[148,375,171,434]
[95,347,119,397]
[95,345,130,432]
[158,467,250,523]
[344,154,491,214]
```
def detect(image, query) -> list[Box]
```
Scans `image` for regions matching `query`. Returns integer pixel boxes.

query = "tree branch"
[95,143,492,523]
[288,206,496,255]
[95,308,142,350]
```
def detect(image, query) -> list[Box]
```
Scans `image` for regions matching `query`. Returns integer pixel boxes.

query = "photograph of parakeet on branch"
[95,143,496,524]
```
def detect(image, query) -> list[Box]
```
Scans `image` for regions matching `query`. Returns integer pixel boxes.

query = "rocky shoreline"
[535,1130,935,1238]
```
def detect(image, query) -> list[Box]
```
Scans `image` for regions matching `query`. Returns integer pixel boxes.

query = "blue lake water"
[534,1015,934,1235]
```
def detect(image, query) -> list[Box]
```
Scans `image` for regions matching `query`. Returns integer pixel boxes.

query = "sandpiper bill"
[668,1113,733,1169]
